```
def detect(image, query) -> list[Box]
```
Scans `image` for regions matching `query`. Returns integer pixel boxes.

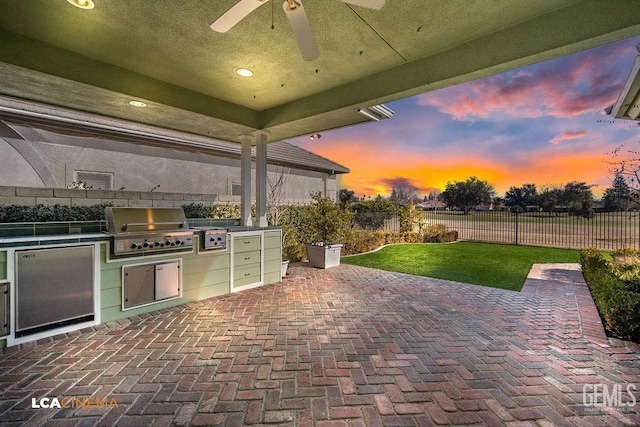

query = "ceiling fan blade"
[211,0,269,33]
[340,0,385,10]
[283,0,319,61]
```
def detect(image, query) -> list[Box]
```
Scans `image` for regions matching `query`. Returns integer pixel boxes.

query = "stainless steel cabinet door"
[123,264,154,308]
[155,261,180,300]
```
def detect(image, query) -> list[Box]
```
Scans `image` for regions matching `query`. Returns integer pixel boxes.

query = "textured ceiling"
[0,0,639,144]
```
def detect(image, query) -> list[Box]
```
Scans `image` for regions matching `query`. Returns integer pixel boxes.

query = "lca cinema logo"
[31,396,119,409]
[583,384,637,409]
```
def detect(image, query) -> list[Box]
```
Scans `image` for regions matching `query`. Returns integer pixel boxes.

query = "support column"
[255,131,268,227]
[240,135,253,227]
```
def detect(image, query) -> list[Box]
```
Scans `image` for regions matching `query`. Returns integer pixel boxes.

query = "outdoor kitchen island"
[0,215,282,349]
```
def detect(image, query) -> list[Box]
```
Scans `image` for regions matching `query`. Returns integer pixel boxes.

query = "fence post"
[514,210,519,246]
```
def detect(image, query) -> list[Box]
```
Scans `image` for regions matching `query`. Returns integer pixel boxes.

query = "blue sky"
[290,35,640,198]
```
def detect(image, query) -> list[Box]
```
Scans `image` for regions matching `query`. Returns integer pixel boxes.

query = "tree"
[603,172,632,212]
[389,181,419,206]
[538,184,563,212]
[267,166,290,226]
[538,182,594,218]
[439,176,496,214]
[562,181,595,218]
[504,184,538,212]
[607,139,640,208]
[339,188,358,208]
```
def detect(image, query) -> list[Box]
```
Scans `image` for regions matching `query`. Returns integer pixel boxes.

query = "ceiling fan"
[210,0,386,61]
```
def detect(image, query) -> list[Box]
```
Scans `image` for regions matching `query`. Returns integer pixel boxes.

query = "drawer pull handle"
[244,241,251,244]
[244,257,251,260]
[244,273,251,277]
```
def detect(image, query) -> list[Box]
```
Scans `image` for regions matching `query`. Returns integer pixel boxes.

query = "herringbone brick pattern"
[0,263,639,426]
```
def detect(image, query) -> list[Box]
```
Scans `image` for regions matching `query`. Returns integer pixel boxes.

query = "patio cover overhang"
[1,0,639,224]
[606,43,640,122]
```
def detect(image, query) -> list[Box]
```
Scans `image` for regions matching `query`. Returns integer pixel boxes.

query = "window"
[74,171,114,190]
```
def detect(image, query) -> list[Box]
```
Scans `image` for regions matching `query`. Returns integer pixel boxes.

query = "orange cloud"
[549,131,587,145]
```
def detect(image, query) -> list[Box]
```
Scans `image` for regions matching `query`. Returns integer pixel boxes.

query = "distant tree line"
[340,170,639,222]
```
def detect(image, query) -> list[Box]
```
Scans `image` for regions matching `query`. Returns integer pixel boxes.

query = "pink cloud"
[549,131,588,145]
[417,39,636,120]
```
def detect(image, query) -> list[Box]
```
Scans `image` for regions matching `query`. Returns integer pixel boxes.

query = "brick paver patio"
[0,263,639,426]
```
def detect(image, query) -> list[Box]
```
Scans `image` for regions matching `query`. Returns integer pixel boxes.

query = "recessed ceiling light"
[66,0,95,9]
[236,68,253,77]
[128,100,147,108]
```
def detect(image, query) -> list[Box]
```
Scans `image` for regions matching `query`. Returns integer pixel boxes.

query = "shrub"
[422,224,458,243]
[398,205,427,233]
[307,192,353,244]
[343,230,385,255]
[0,203,111,222]
[282,223,305,262]
[609,255,640,293]
[182,203,241,219]
[580,248,640,342]
[352,200,395,230]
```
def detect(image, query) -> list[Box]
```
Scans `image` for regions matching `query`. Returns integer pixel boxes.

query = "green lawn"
[341,242,580,291]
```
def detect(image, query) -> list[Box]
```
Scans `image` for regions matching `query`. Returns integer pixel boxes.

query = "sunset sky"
[289,36,640,199]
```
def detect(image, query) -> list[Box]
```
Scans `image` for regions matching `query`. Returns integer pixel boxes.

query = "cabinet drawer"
[234,264,261,283]
[234,250,261,267]
[233,235,261,253]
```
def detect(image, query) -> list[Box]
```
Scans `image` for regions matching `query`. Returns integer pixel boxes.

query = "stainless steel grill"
[105,207,194,258]
[191,226,228,251]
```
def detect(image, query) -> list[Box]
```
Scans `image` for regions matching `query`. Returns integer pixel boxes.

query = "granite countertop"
[0,232,110,248]
[0,219,281,249]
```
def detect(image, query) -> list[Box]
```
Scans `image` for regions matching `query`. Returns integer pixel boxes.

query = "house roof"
[0,1,639,144]
[0,96,349,175]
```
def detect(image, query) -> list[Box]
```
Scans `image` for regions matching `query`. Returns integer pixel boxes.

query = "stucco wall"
[0,138,341,203]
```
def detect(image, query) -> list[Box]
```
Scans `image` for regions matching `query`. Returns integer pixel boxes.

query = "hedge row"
[341,228,459,256]
[0,203,112,222]
[580,248,640,342]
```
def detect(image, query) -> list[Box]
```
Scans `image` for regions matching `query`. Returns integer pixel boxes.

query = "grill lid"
[105,207,189,234]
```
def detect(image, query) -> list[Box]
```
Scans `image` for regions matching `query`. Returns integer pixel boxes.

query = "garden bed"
[580,248,640,343]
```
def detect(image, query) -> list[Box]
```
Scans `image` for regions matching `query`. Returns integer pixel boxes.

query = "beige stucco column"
[255,130,268,227]
[240,134,252,227]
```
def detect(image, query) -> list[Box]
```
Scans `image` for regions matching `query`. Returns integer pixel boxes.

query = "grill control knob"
[131,243,138,249]
[136,245,142,249]
[143,242,150,248]
[209,237,215,242]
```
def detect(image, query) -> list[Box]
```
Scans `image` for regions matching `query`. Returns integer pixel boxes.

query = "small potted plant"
[306,192,352,268]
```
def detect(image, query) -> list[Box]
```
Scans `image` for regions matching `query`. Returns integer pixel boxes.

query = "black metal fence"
[386,209,640,251]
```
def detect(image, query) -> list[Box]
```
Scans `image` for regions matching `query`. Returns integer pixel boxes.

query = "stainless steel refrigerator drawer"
[15,246,95,337]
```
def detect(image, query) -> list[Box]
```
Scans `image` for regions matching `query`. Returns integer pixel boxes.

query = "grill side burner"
[192,227,228,251]
[105,207,194,258]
